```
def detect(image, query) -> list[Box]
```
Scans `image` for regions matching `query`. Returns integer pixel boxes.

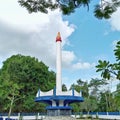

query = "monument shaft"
[56,32,62,92]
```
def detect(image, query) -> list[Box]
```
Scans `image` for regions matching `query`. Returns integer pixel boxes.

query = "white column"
[59,100,64,106]
[52,100,56,106]
[56,32,62,92]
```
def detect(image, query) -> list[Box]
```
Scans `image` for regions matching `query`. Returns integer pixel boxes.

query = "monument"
[35,32,84,117]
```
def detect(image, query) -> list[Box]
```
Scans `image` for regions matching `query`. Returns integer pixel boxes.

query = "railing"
[72,111,120,115]
[0,113,46,120]
[0,112,47,116]
[1,112,120,116]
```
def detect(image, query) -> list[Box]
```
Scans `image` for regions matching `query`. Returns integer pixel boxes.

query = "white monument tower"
[56,32,62,92]
[35,32,84,116]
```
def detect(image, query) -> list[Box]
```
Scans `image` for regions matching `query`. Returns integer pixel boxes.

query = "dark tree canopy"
[0,54,56,112]
[18,0,120,19]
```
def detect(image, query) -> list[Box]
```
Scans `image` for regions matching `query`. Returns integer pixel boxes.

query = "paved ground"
[2,115,120,120]
[44,116,76,120]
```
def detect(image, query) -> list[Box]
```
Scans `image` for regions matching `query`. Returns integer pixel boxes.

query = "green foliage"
[96,60,111,79]
[98,91,116,112]
[94,0,120,19]
[114,41,120,61]
[71,103,80,112]
[70,79,99,112]
[70,79,89,97]
[113,83,120,111]
[18,0,120,19]
[94,5,115,19]
[60,2,75,15]
[89,78,108,97]
[82,96,98,112]
[69,78,116,112]
[18,0,58,14]
[0,54,56,113]
[62,84,67,91]
[96,41,120,80]
[68,77,120,113]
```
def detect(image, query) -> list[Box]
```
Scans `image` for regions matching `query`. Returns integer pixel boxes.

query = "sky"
[0,0,120,90]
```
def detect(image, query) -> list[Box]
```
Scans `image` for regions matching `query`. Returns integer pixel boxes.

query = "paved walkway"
[94,115,120,119]
[2,115,120,120]
[73,115,120,120]
[44,116,76,120]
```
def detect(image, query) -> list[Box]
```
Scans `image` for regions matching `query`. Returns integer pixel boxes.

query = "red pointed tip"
[56,32,62,42]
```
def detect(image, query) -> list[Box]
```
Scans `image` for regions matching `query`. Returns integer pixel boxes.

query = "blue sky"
[0,0,120,90]
[62,1,120,87]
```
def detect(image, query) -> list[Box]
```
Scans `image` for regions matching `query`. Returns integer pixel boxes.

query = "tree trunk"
[105,93,108,111]
[8,95,14,118]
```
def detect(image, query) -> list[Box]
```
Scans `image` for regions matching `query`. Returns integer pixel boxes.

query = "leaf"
[96,68,103,72]
[114,41,120,61]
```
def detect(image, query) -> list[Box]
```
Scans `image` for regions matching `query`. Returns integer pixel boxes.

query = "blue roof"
[35,95,84,105]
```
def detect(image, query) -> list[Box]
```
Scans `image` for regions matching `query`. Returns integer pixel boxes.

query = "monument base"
[46,106,72,116]
[47,109,71,116]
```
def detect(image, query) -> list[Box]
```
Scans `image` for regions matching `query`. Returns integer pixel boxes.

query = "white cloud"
[62,51,76,68]
[109,8,120,31]
[0,10,74,68]
[0,0,93,71]
[72,62,95,70]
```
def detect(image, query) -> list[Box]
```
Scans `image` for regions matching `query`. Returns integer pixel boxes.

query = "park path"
[1,115,120,120]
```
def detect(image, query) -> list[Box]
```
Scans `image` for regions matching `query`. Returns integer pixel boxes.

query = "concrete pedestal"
[47,109,71,116]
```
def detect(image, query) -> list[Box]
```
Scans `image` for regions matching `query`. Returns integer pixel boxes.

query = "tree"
[113,83,120,111]
[77,79,84,86]
[81,96,98,112]
[98,90,116,111]
[98,92,108,111]
[0,65,24,117]
[0,54,56,113]
[89,78,108,98]
[69,78,119,112]
[70,79,89,112]
[18,0,120,19]
[62,84,67,91]
[96,41,120,80]
[70,79,89,97]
